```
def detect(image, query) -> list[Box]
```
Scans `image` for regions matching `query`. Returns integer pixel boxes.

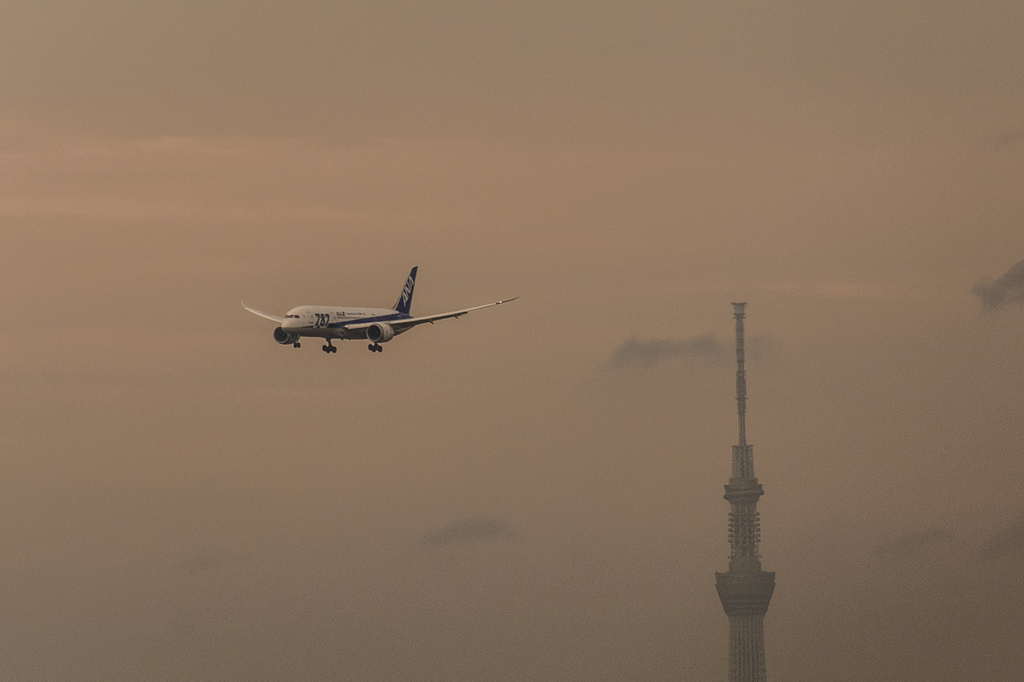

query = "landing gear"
[293,342,301,348]
[368,343,383,353]
[322,341,337,354]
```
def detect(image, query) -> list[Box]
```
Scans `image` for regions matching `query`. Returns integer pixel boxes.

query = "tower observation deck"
[715,303,775,682]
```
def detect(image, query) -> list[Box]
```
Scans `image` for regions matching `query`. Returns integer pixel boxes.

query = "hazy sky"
[2,2,1023,680]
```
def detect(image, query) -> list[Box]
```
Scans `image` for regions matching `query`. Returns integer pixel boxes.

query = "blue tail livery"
[393,266,417,315]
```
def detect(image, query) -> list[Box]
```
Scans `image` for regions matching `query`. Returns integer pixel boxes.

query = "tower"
[715,303,775,682]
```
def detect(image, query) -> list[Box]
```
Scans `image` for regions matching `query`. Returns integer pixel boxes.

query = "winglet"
[393,266,418,315]
[242,302,285,324]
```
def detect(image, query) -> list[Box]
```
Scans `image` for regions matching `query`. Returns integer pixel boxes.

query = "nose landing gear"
[368,343,383,353]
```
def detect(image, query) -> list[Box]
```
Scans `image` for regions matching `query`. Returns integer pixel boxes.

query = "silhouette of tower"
[715,303,775,682]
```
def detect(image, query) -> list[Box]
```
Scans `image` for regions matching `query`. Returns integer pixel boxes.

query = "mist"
[1,1,1023,680]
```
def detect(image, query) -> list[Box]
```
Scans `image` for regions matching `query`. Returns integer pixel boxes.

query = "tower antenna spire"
[716,303,775,682]
[734,302,748,449]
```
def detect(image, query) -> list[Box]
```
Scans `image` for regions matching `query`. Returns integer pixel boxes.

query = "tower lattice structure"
[715,303,775,682]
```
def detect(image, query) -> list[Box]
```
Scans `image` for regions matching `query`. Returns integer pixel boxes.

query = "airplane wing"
[343,298,518,333]
[242,302,285,324]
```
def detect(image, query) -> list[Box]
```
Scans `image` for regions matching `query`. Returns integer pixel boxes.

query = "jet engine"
[273,327,298,345]
[366,322,395,343]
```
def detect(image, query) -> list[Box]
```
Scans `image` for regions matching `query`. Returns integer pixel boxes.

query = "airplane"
[242,267,517,354]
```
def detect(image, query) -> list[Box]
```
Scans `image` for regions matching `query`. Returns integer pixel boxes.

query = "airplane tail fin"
[393,266,418,315]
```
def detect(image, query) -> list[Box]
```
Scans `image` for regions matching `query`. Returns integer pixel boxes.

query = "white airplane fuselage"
[278,305,412,341]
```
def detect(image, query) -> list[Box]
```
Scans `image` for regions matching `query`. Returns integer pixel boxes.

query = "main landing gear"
[292,341,301,348]
[322,341,337,354]
[368,343,383,353]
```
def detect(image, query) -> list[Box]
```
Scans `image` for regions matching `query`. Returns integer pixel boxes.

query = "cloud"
[980,517,1024,560]
[973,260,1024,310]
[745,334,772,362]
[0,119,498,224]
[763,281,897,301]
[873,527,954,559]
[608,334,724,371]
[179,549,244,575]
[994,126,1024,147]
[423,515,515,548]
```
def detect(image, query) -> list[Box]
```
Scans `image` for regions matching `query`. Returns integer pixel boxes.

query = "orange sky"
[1,2,1023,680]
